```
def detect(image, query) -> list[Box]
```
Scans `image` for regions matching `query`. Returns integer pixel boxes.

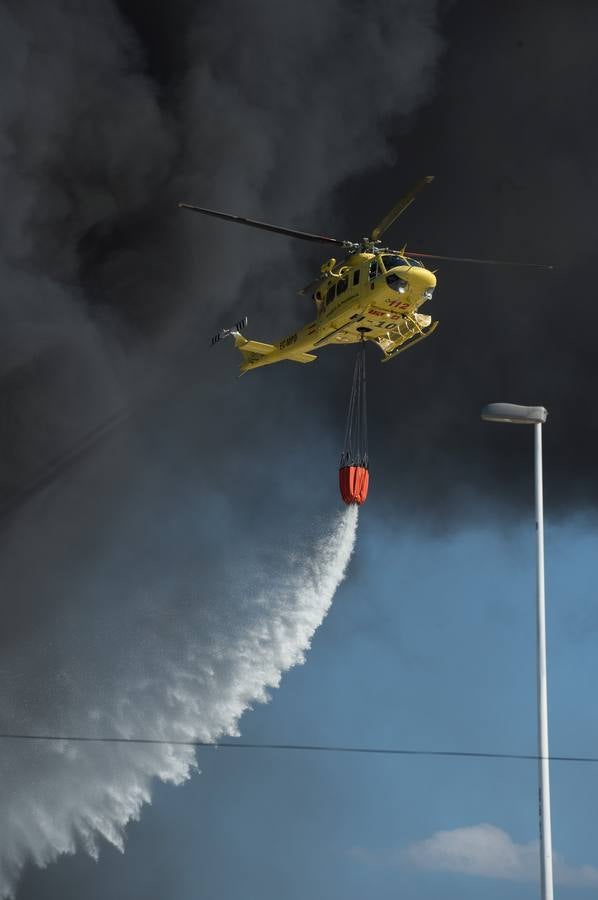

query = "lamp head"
[481,403,548,425]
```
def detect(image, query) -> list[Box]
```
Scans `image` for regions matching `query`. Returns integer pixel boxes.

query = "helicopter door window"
[326,284,336,304]
[353,270,361,286]
[369,260,379,280]
[336,277,348,297]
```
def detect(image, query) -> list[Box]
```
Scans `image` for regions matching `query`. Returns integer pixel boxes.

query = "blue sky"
[18,508,598,899]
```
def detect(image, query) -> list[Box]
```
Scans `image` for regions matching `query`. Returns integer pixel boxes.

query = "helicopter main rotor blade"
[409,250,554,269]
[370,176,434,242]
[178,203,345,246]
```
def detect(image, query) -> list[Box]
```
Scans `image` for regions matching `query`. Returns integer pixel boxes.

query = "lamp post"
[481,402,553,900]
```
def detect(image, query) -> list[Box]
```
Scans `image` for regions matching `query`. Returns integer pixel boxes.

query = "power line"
[0,732,597,765]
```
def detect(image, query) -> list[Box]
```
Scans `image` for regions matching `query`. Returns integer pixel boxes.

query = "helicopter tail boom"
[235,333,318,373]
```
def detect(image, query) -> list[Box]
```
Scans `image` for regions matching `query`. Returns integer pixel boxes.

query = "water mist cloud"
[0,504,358,898]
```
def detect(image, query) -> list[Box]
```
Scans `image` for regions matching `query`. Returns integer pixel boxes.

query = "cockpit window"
[382,254,407,270]
[382,254,424,270]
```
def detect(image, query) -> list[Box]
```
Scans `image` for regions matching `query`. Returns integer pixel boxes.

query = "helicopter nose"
[411,268,436,306]
[414,268,436,289]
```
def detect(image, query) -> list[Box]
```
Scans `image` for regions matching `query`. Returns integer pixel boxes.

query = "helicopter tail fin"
[235,335,276,372]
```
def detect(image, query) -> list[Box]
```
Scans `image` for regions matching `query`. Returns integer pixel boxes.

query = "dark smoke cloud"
[4,1,594,527]
[0,0,174,497]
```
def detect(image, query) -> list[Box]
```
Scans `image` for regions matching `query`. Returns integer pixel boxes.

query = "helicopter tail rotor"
[210,316,248,347]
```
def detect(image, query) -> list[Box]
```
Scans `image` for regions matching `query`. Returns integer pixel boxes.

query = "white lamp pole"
[481,403,553,900]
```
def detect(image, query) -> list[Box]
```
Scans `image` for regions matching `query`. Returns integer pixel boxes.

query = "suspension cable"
[340,340,368,468]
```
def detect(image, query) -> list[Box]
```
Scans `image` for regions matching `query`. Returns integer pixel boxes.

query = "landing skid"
[380,320,438,363]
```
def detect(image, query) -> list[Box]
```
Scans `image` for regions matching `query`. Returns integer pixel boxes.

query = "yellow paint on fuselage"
[237,252,437,373]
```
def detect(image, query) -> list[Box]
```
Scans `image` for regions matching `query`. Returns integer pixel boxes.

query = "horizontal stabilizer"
[238,339,275,356]
[287,351,317,364]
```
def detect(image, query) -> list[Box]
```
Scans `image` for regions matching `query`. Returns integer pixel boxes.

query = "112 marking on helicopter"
[179,176,552,375]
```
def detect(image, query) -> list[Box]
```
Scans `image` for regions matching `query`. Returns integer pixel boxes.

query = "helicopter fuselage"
[235,251,437,373]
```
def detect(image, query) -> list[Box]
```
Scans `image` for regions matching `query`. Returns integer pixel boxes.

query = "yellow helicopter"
[180,176,550,374]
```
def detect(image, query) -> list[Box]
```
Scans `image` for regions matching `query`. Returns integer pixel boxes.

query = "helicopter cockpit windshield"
[381,254,424,270]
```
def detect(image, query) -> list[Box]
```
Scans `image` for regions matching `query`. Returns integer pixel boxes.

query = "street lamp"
[481,402,553,900]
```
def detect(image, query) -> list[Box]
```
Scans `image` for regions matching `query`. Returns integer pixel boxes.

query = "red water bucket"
[339,465,369,505]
